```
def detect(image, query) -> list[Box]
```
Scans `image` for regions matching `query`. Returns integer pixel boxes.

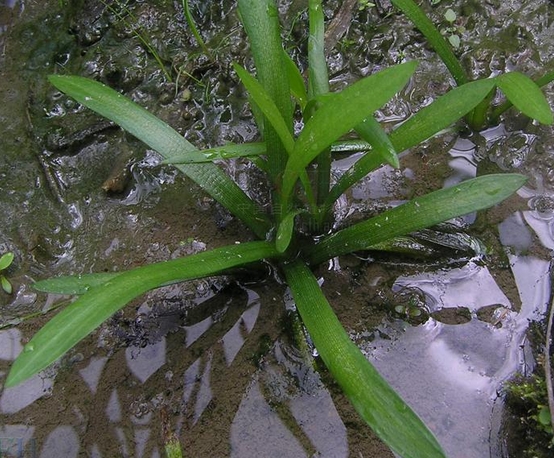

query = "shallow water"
[0,0,553,457]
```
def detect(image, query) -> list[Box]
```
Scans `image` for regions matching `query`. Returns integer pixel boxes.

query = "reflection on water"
[230,341,349,458]
[364,255,550,458]
[0,0,553,456]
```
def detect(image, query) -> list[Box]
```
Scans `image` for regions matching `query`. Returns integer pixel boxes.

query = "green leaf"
[282,51,308,110]
[448,34,461,49]
[182,0,213,60]
[238,0,292,180]
[355,117,399,169]
[538,406,552,426]
[390,78,496,153]
[233,63,295,154]
[282,61,418,203]
[6,241,279,387]
[34,272,121,295]
[275,210,303,253]
[490,70,554,124]
[162,142,266,164]
[496,72,553,125]
[307,0,330,99]
[1,275,12,295]
[283,260,446,458]
[390,0,468,86]
[308,0,332,205]
[48,75,272,240]
[0,252,14,270]
[444,8,456,23]
[307,173,526,264]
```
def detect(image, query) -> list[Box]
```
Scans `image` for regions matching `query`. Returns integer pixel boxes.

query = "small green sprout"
[0,252,14,294]
[444,8,456,23]
[358,0,376,11]
[442,8,462,49]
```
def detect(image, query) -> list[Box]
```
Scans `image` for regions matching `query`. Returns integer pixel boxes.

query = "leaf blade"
[308,174,526,264]
[162,142,266,164]
[496,72,553,125]
[0,252,14,271]
[233,63,295,154]
[33,272,122,295]
[283,260,447,458]
[282,61,417,202]
[323,117,399,216]
[238,0,292,180]
[390,78,496,153]
[6,241,279,387]
[48,75,272,239]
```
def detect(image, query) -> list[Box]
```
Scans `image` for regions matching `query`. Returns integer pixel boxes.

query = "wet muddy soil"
[0,0,553,457]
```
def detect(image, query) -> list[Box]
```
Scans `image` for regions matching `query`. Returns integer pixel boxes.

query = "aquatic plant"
[0,251,14,294]
[391,0,554,129]
[6,1,553,457]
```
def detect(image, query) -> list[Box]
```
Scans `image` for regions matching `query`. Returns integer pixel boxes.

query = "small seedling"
[0,252,14,295]
[441,8,463,49]
[359,0,376,11]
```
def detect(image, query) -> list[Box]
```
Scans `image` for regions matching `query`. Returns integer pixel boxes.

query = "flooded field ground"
[0,0,553,457]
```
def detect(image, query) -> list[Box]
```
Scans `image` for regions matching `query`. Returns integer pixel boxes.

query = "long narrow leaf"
[282,51,308,110]
[164,140,379,165]
[48,75,272,239]
[307,0,330,99]
[162,142,266,164]
[6,241,279,387]
[390,0,467,86]
[182,0,213,60]
[282,61,417,204]
[490,70,554,123]
[496,72,553,125]
[322,80,496,215]
[308,0,332,205]
[283,260,447,458]
[34,272,121,295]
[238,0,292,181]
[307,173,526,264]
[233,63,295,154]
[389,78,496,153]
[355,117,399,168]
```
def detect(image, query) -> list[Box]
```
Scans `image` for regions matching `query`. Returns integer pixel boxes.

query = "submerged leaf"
[283,260,447,458]
[496,72,553,125]
[6,241,279,387]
